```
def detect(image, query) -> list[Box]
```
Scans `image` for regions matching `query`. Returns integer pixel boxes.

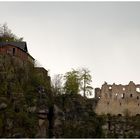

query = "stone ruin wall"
[95,81,140,116]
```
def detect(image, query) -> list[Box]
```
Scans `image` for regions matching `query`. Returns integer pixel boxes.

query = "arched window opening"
[130,94,133,98]
[136,87,140,92]
[121,93,125,99]
[118,114,122,116]
[115,93,118,99]
[137,96,139,100]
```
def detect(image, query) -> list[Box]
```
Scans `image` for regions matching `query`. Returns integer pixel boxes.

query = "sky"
[0,2,140,89]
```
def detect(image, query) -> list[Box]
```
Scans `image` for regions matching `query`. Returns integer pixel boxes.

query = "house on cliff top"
[0,41,34,64]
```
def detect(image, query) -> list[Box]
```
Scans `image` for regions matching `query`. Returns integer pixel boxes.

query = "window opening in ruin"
[109,86,112,90]
[138,103,139,106]
[13,48,15,55]
[118,114,122,116]
[120,102,121,106]
[115,93,118,100]
[130,94,133,98]
[136,87,140,92]
[107,113,111,116]
[123,87,125,91]
[121,93,125,99]
[137,96,139,100]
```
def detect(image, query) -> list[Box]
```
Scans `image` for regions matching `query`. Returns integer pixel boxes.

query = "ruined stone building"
[95,81,140,116]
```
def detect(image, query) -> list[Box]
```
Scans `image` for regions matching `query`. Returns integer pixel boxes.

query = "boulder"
[27,106,36,113]
[0,102,7,110]
[38,109,48,119]
[12,133,23,138]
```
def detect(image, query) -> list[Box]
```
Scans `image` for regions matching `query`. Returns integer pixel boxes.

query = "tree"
[80,68,93,97]
[0,23,23,42]
[52,74,63,95]
[63,68,93,97]
[64,69,80,94]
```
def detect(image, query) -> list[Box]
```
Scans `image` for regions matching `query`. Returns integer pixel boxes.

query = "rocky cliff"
[0,54,105,138]
[0,54,140,138]
[0,54,51,138]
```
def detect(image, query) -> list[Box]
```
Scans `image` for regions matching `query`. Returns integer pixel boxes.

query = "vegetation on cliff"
[0,55,51,138]
[52,68,93,97]
[0,23,23,42]
[54,93,105,138]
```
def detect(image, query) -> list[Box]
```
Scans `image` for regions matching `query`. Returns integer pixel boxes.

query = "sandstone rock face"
[52,94,104,138]
[36,119,48,138]
[102,115,140,138]
[53,104,65,138]
[95,81,140,116]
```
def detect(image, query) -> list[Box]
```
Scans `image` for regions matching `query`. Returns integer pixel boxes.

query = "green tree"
[64,69,80,94]
[63,68,93,97]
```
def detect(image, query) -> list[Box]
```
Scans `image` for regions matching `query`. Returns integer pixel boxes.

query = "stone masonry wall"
[95,81,140,116]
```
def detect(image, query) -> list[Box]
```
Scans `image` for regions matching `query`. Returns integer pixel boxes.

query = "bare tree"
[52,74,63,95]
[0,23,23,42]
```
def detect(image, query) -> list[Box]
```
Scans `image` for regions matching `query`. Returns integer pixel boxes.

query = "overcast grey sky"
[0,2,140,88]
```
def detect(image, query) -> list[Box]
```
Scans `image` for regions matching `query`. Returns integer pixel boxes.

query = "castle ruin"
[95,81,140,116]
